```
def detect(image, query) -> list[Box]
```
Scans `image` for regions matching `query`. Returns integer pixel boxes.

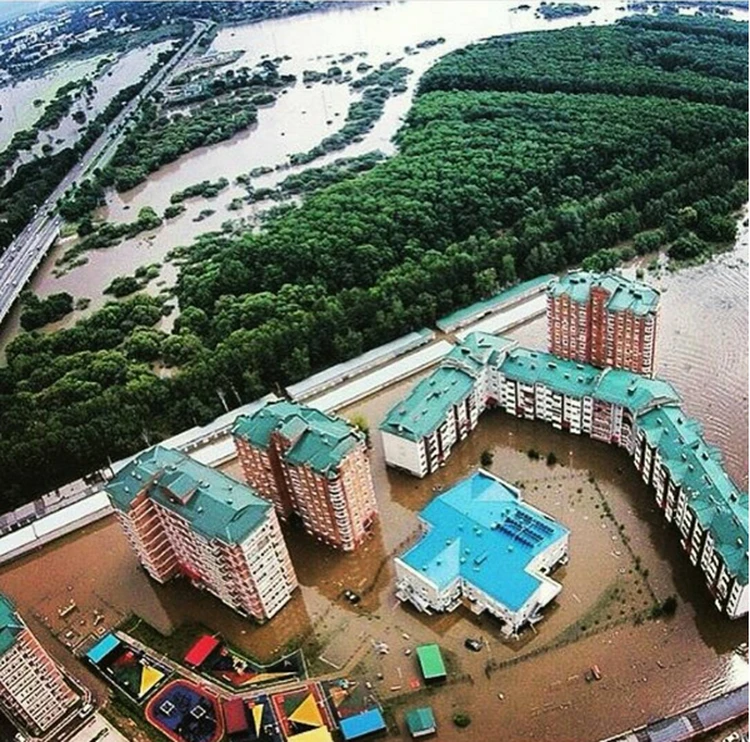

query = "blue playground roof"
[340,708,386,740]
[86,633,121,665]
[399,471,568,612]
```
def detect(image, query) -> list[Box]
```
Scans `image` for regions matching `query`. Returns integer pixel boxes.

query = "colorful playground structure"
[147,679,224,742]
[184,634,306,691]
[85,633,171,703]
[87,630,388,742]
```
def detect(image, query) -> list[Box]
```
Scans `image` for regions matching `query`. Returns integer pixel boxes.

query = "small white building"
[395,470,569,636]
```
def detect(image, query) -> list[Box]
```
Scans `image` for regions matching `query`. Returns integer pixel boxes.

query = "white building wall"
[382,431,425,477]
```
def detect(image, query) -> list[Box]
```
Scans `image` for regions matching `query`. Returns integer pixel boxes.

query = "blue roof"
[340,708,387,740]
[399,472,568,612]
[86,633,121,664]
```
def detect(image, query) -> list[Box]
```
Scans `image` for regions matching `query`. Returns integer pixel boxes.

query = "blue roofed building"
[382,332,746,619]
[395,471,569,636]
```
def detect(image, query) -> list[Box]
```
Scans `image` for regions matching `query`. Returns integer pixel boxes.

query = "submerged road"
[0,20,211,326]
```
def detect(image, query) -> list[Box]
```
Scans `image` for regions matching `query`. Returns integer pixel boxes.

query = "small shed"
[405,707,437,738]
[184,634,220,667]
[340,708,387,740]
[86,633,120,665]
[223,697,248,736]
[416,644,446,682]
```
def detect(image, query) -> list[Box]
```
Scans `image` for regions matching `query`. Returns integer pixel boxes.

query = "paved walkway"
[601,684,748,742]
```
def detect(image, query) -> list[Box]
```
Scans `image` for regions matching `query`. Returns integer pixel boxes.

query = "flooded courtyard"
[0,355,746,740]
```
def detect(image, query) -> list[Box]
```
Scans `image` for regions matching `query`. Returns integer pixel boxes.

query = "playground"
[146,679,224,742]
[85,633,170,703]
[221,695,284,742]
[185,634,306,690]
[270,683,335,741]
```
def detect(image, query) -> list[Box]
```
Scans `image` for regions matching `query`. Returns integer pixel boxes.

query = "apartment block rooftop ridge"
[233,399,364,477]
[549,270,660,315]
[107,445,271,543]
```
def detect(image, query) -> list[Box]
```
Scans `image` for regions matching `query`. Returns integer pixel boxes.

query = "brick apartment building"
[547,271,660,377]
[106,446,298,622]
[233,400,378,552]
[0,594,79,737]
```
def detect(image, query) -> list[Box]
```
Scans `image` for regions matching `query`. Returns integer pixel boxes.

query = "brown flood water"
[0,330,746,740]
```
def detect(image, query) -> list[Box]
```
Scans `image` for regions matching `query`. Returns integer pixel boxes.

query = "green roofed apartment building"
[632,406,748,618]
[547,271,660,377]
[0,594,79,737]
[106,447,297,622]
[382,332,747,618]
[233,400,378,551]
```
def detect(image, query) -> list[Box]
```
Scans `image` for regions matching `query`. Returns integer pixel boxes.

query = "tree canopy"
[0,15,746,506]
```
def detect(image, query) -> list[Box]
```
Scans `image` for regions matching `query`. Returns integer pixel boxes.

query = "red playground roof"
[223,698,248,734]
[184,635,220,667]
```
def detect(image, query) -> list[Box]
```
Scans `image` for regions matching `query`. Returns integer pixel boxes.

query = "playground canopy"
[287,729,333,742]
[415,645,446,681]
[223,698,248,735]
[185,635,220,667]
[86,633,120,664]
[405,707,437,738]
[340,708,386,740]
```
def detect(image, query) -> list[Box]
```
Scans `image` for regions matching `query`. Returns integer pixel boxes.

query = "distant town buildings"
[0,594,79,736]
[105,446,298,622]
[547,271,660,377]
[395,471,569,635]
[233,400,378,552]
[382,330,748,618]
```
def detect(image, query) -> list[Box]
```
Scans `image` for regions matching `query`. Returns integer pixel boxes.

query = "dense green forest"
[0,15,746,505]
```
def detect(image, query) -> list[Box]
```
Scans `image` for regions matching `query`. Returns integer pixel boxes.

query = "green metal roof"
[381,366,476,442]
[445,331,516,371]
[500,347,680,413]
[0,594,23,656]
[637,406,748,583]
[233,400,364,476]
[437,275,554,331]
[501,347,601,400]
[549,271,660,315]
[416,644,446,680]
[105,446,271,544]
[593,368,679,411]
[381,333,679,443]
[405,707,436,736]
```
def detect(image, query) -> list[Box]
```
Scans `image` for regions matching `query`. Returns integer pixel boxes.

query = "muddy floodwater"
[0,3,747,739]
[1,311,746,739]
